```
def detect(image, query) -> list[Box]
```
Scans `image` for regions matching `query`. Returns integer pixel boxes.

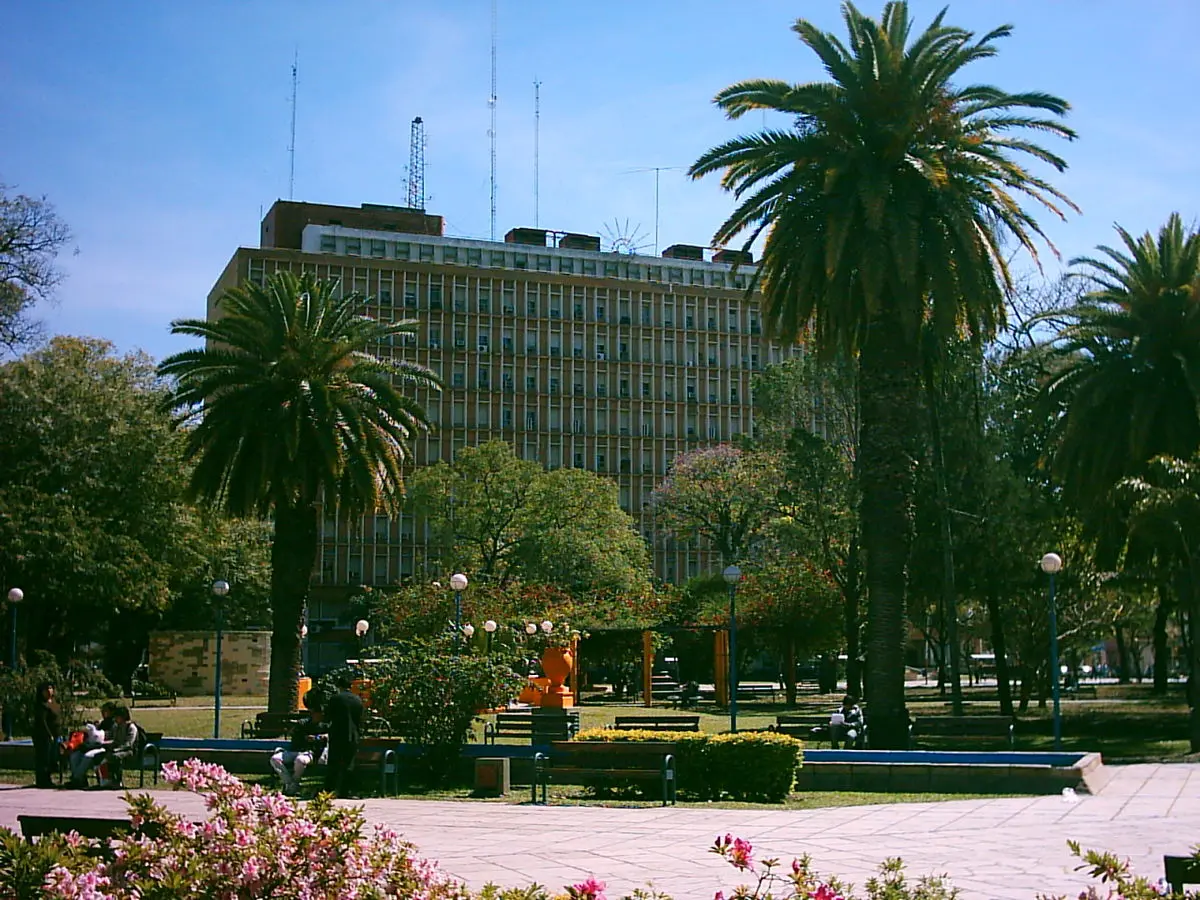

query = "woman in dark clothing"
[32,681,62,788]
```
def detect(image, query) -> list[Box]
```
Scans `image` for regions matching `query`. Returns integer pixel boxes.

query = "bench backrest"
[1164,855,1200,893]
[776,715,832,728]
[613,716,700,732]
[550,741,674,769]
[911,716,1013,736]
[19,815,141,843]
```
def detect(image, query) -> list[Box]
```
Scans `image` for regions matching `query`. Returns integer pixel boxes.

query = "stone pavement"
[1,764,1198,899]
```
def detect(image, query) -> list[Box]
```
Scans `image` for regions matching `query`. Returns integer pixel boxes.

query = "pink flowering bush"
[35,758,470,899]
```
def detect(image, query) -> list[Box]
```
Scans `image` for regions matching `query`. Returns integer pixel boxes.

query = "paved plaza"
[1,764,1197,899]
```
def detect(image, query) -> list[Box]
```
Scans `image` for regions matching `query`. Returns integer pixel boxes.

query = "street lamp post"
[723,565,742,733]
[211,580,229,740]
[484,619,497,655]
[355,619,370,658]
[450,573,469,652]
[1040,552,1064,751]
[6,588,22,673]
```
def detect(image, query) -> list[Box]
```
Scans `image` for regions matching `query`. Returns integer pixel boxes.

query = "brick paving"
[2,764,1198,899]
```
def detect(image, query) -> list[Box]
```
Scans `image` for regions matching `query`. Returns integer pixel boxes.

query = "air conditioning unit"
[454,339,466,349]
[503,305,515,315]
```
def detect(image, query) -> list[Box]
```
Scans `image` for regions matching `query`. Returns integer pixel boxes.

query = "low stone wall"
[149,631,271,696]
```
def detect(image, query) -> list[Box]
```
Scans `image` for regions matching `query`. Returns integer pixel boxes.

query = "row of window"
[313,232,752,290]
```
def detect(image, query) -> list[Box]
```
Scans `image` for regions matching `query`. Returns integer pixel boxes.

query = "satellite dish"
[602,218,651,256]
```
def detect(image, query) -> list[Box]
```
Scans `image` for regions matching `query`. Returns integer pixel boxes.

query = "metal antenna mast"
[489,0,498,240]
[533,77,541,227]
[288,50,298,200]
[407,116,426,210]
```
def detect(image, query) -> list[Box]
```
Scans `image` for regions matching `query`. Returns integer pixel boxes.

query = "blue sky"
[3,1,1198,361]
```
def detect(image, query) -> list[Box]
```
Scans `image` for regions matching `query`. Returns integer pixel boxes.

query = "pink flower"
[570,877,607,900]
[730,837,754,871]
[812,885,845,900]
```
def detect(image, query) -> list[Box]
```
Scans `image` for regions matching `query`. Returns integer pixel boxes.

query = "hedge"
[572,728,803,802]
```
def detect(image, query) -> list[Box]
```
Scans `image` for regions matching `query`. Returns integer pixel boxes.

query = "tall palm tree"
[159,270,439,712]
[1041,214,1200,521]
[690,1,1075,746]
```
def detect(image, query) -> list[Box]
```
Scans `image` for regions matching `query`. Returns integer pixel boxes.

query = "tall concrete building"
[209,200,800,598]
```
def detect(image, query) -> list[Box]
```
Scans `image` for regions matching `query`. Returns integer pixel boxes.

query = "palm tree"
[1119,454,1200,750]
[159,270,439,712]
[1041,214,1200,521]
[690,2,1075,746]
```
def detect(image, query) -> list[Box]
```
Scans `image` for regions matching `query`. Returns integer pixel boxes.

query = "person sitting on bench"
[71,706,138,788]
[270,696,328,795]
[830,695,865,749]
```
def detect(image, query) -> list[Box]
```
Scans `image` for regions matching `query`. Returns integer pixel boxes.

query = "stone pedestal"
[474,757,510,796]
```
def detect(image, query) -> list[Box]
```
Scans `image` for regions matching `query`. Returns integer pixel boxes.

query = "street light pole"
[6,588,22,672]
[723,565,742,733]
[450,573,469,652]
[1040,553,1063,751]
[484,620,497,655]
[211,580,229,740]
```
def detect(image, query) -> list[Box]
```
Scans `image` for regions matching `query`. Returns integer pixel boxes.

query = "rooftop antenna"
[624,166,685,255]
[288,50,298,200]
[533,77,541,228]
[407,116,426,210]
[489,0,498,240]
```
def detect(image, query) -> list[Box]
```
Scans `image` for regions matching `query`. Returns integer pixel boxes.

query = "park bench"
[909,715,1015,748]
[483,711,580,744]
[1164,855,1200,894]
[736,684,779,702]
[19,814,164,844]
[533,741,676,806]
[611,714,700,733]
[241,711,310,739]
[1064,684,1099,699]
[770,714,833,746]
[77,728,162,788]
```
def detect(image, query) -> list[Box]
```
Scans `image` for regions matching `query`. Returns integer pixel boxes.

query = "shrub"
[0,651,90,736]
[0,826,76,900]
[38,759,471,899]
[572,728,802,802]
[368,638,524,781]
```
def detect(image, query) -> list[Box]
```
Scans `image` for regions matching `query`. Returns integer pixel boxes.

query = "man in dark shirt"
[322,676,364,797]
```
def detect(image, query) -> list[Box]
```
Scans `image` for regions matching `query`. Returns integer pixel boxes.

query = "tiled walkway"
[2,764,1197,899]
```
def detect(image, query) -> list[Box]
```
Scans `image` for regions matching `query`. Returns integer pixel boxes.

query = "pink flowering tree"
[39,759,469,899]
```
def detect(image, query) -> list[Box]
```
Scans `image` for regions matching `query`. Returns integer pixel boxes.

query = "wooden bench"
[910,715,1015,748]
[241,712,310,739]
[736,684,779,702]
[352,739,400,796]
[533,741,676,806]
[1164,855,1200,894]
[770,714,833,746]
[1064,684,1099,699]
[483,711,580,744]
[18,814,163,843]
[611,715,700,733]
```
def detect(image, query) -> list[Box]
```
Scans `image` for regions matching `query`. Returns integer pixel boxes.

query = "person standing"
[32,682,62,789]
[322,677,363,797]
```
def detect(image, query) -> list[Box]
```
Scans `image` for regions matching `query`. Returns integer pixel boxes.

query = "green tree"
[0,338,186,661]
[408,441,651,593]
[0,184,71,352]
[650,444,780,566]
[158,270,438,713]
[690,2,1075,746]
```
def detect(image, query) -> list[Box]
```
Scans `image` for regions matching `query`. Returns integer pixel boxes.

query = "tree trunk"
[1018,665,1032,713]
[858,310,920,749]
[1153,585,1172,694]
[268,499,319,714]
[843,536,863,699]
[1114,624,1130,684]
[1184,563,1200,752]
[785,636,797,706]
[985,590,1014,716]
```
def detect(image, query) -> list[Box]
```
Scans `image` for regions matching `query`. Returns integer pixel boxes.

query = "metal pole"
[1048,572,1062,751]
[213,604,224,740]
[729,583,738,733]
[455,591,463,653]
[9,605,16,671]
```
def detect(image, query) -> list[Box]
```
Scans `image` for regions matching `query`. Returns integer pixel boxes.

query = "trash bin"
[297,676,313,711]
[474,757,510,796]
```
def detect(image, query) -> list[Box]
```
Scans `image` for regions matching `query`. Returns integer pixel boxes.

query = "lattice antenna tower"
[288,50,298,200]
[407,116,426,210]
[489,0,498,240]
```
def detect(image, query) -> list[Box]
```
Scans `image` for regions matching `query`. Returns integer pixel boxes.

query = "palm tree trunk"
[843,536,863,698]
[268,499,319,714]
[858,311,921,749]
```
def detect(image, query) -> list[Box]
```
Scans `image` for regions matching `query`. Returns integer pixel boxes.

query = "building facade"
[210,201,800,596]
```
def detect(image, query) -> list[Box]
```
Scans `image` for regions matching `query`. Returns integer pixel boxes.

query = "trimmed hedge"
[572,728,802,802]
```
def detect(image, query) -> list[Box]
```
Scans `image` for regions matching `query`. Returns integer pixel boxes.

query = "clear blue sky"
[3,1,1197,361]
